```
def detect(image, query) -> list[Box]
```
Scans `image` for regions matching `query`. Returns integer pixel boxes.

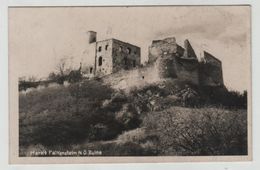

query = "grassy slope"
[19,80,129,156]
[19,79,248,156]
[72,106,247,156]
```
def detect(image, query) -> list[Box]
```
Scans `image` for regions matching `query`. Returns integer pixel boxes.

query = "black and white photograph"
[8,5,251,163]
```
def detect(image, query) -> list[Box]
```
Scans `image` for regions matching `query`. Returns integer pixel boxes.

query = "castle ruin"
[81,31,141,77]
[148,37,224,86]
[82,31,224,89]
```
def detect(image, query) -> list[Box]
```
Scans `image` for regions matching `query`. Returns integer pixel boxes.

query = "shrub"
[67,70,82,83]
[19,80,40,91]
[199,86,247,109]
[19,79,126,152]
[142,106,247,155]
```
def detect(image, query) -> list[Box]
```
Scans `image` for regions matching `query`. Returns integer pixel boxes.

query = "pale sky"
[9,6,250,91]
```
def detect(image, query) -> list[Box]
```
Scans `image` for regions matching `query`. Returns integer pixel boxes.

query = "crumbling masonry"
[82,31,223,87]
[148,37,224,86]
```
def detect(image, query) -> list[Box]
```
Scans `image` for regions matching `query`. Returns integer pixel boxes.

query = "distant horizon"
[9,6,250,91]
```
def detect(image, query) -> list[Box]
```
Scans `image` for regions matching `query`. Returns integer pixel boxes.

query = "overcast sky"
[9,6,250,91]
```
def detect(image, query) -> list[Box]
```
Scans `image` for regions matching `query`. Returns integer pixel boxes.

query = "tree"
[48,72,57,81]
[56,57,68,76]
[53,56,73,84]
[67,62,82,83]
[27,75,37,82]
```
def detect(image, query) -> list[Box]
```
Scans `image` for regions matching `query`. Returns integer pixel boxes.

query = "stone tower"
[81,31,141,78]
[86,31,97,44]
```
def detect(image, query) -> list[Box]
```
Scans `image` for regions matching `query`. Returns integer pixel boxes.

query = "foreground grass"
[19,80,132,156]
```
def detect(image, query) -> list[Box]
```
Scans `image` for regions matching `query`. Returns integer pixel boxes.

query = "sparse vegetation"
[19,80,129,156]
[199,86,247,109]
[142,107,247,155]
[19,78,248,156]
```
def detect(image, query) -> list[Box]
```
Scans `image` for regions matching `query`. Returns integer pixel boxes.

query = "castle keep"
[81,31,141,77]
[82,31,223,89]
[148,37,224,86]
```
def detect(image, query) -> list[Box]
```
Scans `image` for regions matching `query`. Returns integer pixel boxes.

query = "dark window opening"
[98,46,102,52]
[90,67,93,73]
[133,60,136,67]
[124,57,128,65]
[142,76,144,79]
[105,45,109,50]
[119,46,123,52]
[98,56,102,66]
[126,47,131,54]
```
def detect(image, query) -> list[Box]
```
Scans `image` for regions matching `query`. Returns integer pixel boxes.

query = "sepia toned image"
[9,6,251,163]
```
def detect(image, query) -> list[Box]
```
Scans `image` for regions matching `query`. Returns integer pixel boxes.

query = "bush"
[48,72,67,85]
[19,80,40,91]
[19,79,127,154]
[142,106,247,155]
[199,86,247,109]
[68,70,82,83]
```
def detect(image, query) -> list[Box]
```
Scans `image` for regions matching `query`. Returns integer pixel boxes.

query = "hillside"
[19,78,247,156]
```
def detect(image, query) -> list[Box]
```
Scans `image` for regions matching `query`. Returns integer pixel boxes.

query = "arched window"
[105,45,109,50]
[90,67,93,73]
[98,46,102,52]
[126,47,131,54]
[98,56,102,66]
[119,46,123,52]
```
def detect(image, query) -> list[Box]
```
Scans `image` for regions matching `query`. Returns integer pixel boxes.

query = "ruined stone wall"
[173,57,200,85]
[83,38,141,78]
[87,34,223,88]
[95,39,113,77]
[155,53,200,85]
[111,39,141,73]
[148,37,184,63]
[102,63,161,91]
[81,42,96,77]
[156,54,177,79]
[103,54,201,91]
[148,37,199,85]
[199,51,224,86]
[183,39,197,59]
